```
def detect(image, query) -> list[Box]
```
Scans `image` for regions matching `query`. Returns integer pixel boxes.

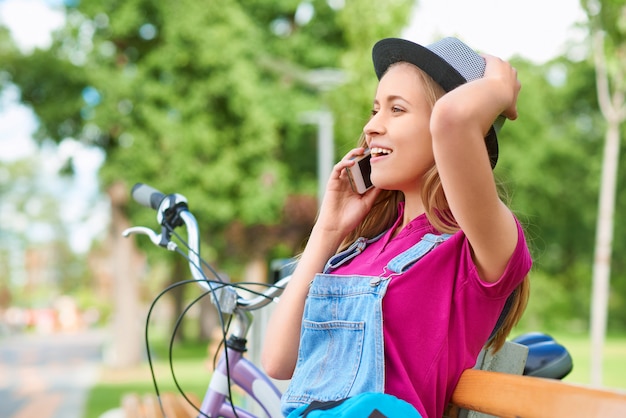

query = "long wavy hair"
[339,63,529,352]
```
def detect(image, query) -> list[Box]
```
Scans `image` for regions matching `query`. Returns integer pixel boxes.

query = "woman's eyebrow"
[372,91,411,104]
[374,94,410,106]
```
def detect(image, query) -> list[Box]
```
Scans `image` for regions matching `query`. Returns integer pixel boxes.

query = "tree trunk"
[108,181,143,368]
[170,257,188,342]
[590,119,620,386]
[589,30,625,387]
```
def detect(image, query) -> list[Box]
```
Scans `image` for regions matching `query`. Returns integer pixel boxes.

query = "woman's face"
[363,62,435,195]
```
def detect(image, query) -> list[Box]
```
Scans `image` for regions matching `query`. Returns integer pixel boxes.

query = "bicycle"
[123,183,292,418]
[123,182,573,418]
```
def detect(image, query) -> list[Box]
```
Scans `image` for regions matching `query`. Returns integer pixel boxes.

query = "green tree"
[1,0,414,352]
[4,0,413,257]
[581,0,626,386]
[496,8,626,346]
[0,155,84,306]
[496,55,603,331]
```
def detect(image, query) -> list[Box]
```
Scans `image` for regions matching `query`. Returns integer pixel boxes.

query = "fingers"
[482,54,521,121]
[503,67,521,120]
[331,147,368,177]
[344,147,368,161]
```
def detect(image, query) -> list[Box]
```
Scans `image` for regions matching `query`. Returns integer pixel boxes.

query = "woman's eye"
[370,109,379,117]
[391,106,403,113]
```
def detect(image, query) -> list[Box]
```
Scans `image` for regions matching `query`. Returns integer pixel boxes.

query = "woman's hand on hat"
[482,54,521,121]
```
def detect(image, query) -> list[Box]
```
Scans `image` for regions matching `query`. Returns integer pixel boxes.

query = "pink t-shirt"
[332,205,532,418]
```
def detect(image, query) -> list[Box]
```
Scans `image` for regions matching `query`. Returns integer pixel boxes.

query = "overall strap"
[324,231,386,273]
[386,233,452,274]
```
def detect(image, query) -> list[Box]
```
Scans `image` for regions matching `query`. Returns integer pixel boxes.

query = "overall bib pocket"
[285,319,365,403]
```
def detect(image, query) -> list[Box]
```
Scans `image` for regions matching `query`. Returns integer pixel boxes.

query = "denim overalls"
[281,232,451,415]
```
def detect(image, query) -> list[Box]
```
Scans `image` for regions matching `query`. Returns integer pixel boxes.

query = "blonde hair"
[340,62,529,352]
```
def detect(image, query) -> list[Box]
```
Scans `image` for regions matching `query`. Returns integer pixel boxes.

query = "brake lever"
[122,226,178,251]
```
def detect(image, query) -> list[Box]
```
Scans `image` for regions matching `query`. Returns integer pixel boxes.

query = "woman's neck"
[403,191,425,223]
[392,194,425,238]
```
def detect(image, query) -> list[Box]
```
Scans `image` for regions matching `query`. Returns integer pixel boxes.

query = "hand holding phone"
[346,149,373,194]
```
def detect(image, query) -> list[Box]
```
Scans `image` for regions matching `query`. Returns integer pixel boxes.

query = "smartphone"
[346,149,373,194]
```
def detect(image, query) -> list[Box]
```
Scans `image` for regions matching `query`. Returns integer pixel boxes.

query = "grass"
[548,331,626,391]
[84,338,213,418]
[84,331,626,417]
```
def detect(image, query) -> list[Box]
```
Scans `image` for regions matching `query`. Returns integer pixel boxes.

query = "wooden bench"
[444,340,626,418]
[121,392,200,418]
[449,369,626,418]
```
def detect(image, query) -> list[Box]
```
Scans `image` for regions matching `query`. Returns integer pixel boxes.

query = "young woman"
[262,36,532,418]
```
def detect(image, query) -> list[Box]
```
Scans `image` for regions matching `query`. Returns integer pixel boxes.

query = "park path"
[0,329,105,418]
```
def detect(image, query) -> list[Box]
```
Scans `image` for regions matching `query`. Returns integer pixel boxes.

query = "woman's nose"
[363,114,384,138]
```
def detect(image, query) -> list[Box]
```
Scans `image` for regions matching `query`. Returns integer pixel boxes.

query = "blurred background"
[0,0,624,417]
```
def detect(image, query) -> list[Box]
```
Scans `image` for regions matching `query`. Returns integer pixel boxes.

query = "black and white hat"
[372,37,504,168]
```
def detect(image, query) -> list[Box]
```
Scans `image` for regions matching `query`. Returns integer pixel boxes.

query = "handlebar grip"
[131,183,166,210]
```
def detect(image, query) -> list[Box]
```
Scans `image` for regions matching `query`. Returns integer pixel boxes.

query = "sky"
[0,0,65,161]
[0,0,106,253]
[0,0,588,252]
[404,0,587,63]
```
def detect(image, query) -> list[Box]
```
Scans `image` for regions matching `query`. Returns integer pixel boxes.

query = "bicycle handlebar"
[123,183,289,315]
[131,183,166,210]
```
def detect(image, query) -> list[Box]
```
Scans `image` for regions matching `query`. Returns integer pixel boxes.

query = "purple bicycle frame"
[200,345,283,418]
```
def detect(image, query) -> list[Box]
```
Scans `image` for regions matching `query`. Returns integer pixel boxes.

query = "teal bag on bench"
[287,392,422,418]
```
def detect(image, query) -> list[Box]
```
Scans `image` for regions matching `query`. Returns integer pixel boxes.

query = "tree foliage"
[499,44,626,331]
[3,1,626,334]
[493,56,595,329]
[3,0,414,265]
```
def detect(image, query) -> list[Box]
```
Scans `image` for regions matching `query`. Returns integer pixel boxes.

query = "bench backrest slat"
[452,369,626,418]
